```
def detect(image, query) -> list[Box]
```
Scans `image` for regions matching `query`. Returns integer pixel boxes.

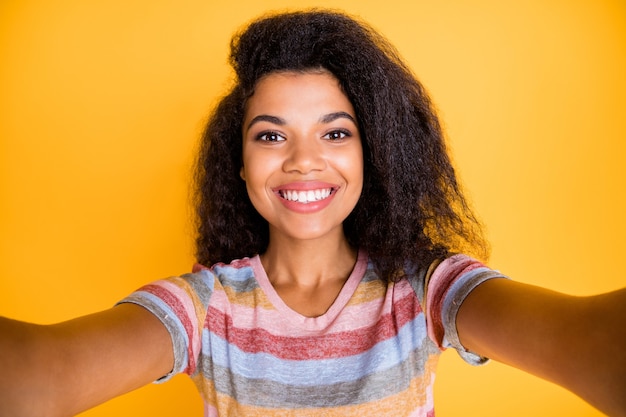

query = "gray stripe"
[361,266,381,283]
[120,295,190,382]
[198,341,441,408]
[180,272,215,310]
[407,266,428,305]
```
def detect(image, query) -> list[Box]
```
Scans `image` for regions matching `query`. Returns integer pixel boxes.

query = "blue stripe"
[200,311,428,386]
[212,263,255,282]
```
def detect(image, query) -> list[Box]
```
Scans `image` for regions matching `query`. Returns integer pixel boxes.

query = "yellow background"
[1,0,624,416]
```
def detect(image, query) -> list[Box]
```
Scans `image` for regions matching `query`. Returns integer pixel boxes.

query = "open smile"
[278,188,334,204]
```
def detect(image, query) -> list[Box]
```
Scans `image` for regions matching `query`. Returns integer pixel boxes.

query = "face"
[241,71,363,244]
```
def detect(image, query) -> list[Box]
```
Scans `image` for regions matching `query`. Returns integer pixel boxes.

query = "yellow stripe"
[195,354,440,416]
[345,279,387,306]
[222,285,275,309]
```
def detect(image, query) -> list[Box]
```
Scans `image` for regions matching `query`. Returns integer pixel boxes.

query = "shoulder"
[122,256,261,312]
[194,255,261,295]
[428,254,502,297]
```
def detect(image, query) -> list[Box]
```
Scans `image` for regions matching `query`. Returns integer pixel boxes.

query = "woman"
[1,9,624,417]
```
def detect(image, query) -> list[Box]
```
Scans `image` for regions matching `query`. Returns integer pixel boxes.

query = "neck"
[260,231,358,288]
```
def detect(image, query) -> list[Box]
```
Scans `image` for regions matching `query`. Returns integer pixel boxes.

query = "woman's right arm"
[0,303,173,417]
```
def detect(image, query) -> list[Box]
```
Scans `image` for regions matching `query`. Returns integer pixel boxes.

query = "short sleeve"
[117,270,215,382]
[425,254,508,365]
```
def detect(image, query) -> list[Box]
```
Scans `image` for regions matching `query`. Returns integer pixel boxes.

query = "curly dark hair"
[194,9,489,280]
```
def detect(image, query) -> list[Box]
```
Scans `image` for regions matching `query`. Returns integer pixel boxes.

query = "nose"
[282,136,327,174]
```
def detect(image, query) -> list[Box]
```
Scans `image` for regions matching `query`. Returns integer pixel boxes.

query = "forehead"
[244,71,355,119]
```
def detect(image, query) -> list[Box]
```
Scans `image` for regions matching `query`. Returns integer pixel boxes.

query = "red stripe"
[205,289,423,360]
[140,284,198,374]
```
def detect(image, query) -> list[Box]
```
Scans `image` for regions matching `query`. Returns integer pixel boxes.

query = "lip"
[272,181,339,213]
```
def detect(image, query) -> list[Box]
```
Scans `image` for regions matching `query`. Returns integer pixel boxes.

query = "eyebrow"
[319,111,357,124]
[245,111,357,131]
[246,115,286,131]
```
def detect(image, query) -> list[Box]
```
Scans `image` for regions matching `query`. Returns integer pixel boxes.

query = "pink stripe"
[205,287,421,360]
[205,403,218,417]
[426,254,484,348]
[209,278,417,337]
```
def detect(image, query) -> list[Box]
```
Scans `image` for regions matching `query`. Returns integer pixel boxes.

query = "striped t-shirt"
[120,251,506,416]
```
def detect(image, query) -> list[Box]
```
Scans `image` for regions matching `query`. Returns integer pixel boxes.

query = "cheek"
[340,148,364,184]
[350,153,365,202]
[240,157,273,206]
[241,172,267,217]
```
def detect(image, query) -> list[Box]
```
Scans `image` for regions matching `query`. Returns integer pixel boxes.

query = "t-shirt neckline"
[250,250,368,329]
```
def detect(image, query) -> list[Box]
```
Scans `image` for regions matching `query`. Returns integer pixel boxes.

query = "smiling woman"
[1,3,625,417]
[241,71,363,244]
[195,12,488,278]
[240,70,364,318]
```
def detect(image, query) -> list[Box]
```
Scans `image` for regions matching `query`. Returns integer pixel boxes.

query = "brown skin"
[457,279,626,417]
[0,304,173,417]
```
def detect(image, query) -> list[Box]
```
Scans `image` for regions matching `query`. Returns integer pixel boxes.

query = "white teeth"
[281,188,332,204]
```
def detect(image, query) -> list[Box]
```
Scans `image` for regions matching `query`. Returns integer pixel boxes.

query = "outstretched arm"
[0,303,173,417]
[457,278,626,416]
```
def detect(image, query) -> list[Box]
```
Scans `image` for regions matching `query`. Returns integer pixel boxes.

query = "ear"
[239,166,246,181]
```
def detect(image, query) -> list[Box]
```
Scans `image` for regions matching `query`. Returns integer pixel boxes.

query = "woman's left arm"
[457,278,626,416]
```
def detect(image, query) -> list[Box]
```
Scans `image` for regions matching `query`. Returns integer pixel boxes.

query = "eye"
[256,131,286,142]
[323,129,351,141]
